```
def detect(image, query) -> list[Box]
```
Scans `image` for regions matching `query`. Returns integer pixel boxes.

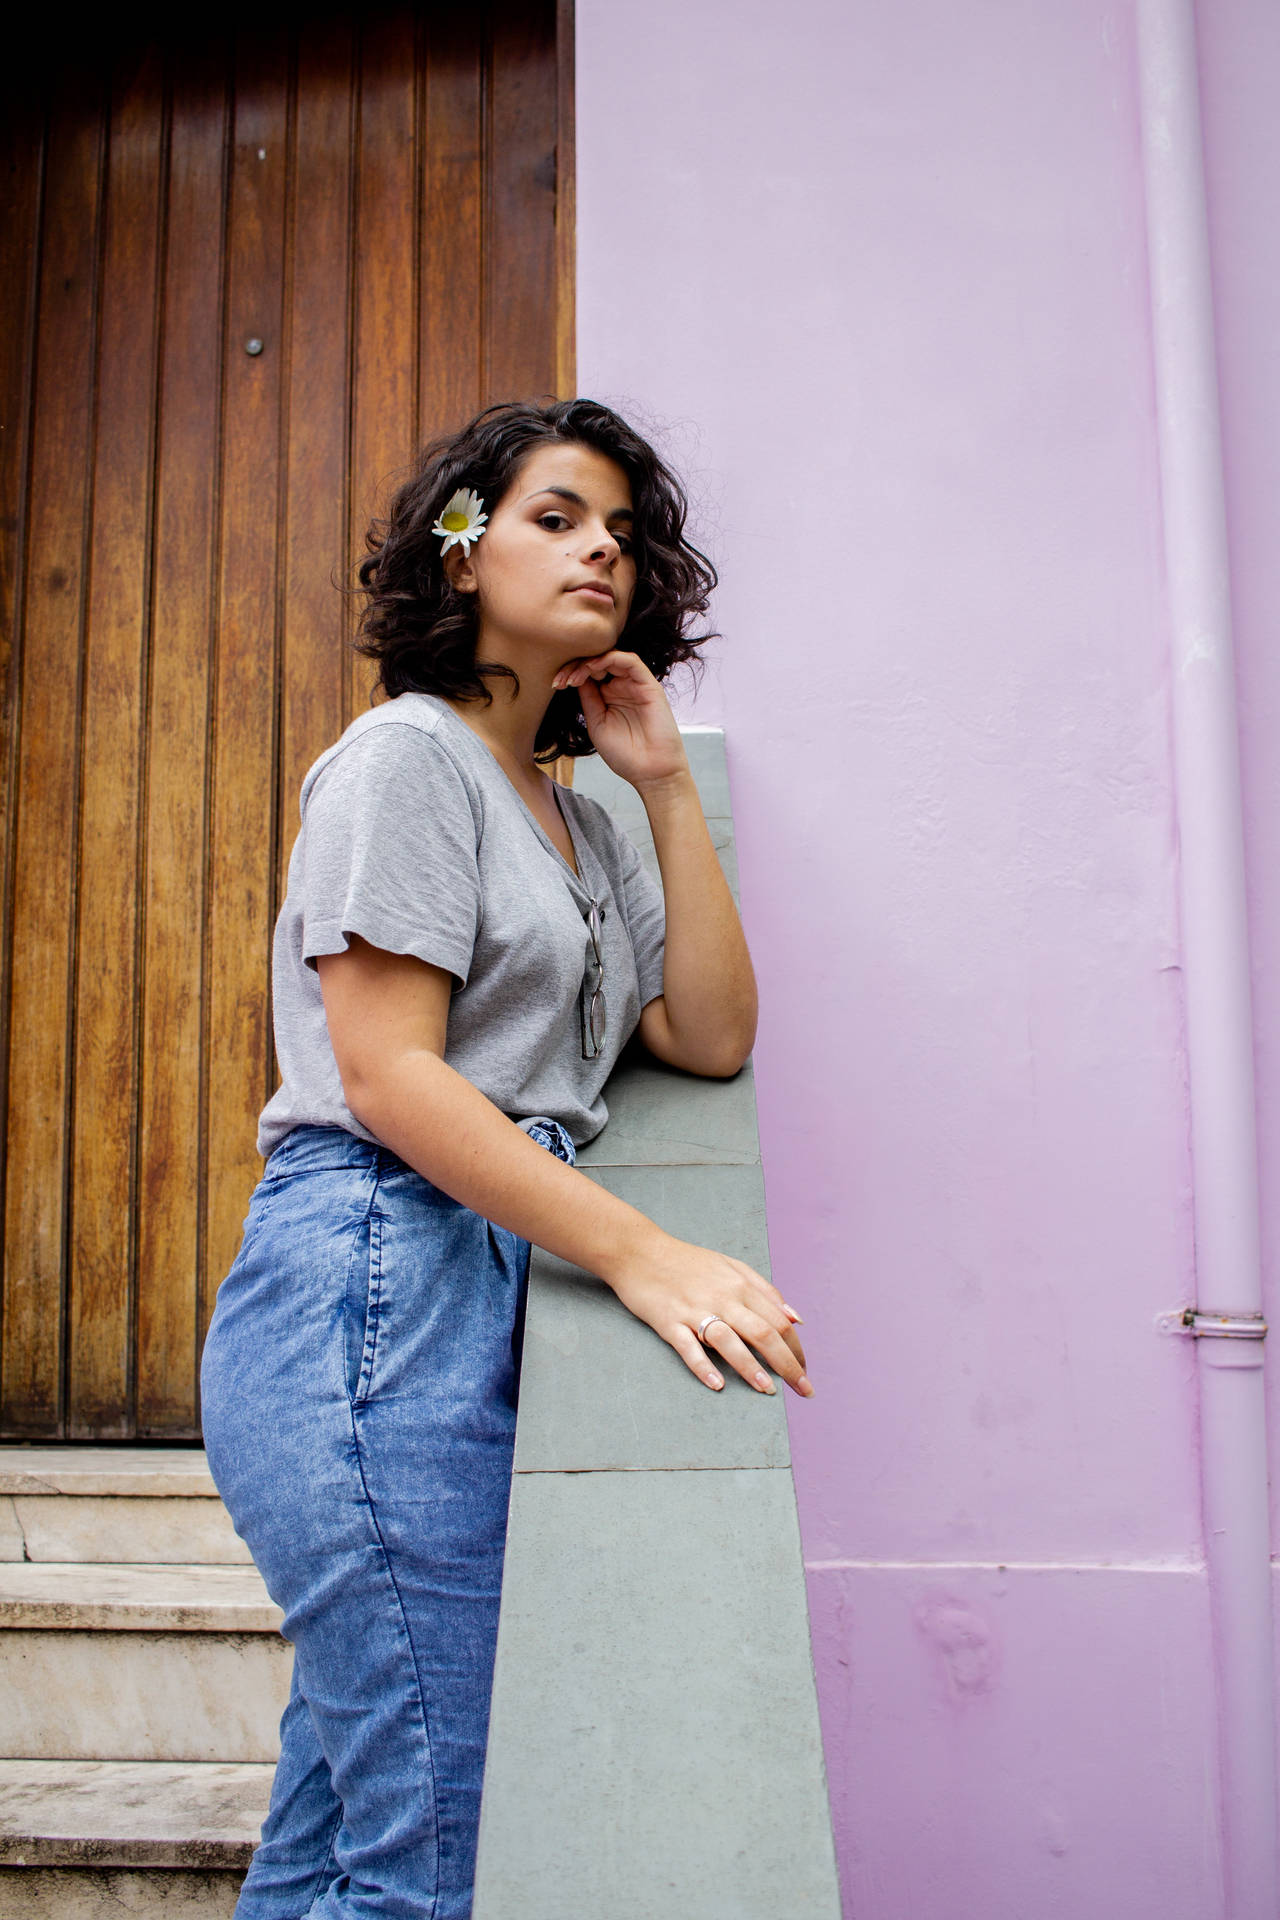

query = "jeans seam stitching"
[339,1152,379,1413]
[355,1203,383,1407]
[295,1802,343,1911]
[348,1408,443,1914]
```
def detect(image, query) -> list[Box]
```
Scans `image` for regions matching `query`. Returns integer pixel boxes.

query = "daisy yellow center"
[442,510,470,532]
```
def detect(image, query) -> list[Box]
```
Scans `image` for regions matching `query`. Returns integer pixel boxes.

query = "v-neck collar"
[432,697,592,895]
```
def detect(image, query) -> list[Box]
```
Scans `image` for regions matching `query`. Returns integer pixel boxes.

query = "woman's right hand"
[603,1228,814,1398]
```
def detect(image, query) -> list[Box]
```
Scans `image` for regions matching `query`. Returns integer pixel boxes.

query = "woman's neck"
[445,657,554,784]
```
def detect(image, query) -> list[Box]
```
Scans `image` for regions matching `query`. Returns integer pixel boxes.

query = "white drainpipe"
[1137,2,1277,1913]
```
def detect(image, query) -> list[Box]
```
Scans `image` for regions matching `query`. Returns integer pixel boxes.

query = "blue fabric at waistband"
[263,1125,385,1179]
[264,1116,577,1181]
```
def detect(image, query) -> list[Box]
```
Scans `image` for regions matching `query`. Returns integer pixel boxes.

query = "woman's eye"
[536,510,632,554]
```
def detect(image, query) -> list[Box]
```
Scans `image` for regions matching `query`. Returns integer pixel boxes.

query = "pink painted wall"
[576,1,1278,1913]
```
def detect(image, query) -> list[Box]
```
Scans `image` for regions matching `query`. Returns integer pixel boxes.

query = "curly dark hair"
[355,398,718,761]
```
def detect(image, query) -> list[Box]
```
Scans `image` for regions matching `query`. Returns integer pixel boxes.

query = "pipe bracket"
[1177,1309,1268,1340]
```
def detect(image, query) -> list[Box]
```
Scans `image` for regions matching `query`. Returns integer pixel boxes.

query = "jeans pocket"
[343,1203,384,1407]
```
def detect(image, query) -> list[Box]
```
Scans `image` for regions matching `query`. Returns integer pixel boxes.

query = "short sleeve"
[298,722,482,985]
[613,825,666,1008]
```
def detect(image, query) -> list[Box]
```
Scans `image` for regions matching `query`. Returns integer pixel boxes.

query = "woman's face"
[448,441,638,667]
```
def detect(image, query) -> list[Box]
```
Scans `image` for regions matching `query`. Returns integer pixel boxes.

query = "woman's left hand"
[552,650,688,793]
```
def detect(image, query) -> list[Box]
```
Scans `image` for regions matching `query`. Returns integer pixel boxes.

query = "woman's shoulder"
[299,693,481,820]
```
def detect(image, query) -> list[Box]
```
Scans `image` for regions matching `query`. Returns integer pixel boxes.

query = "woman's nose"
[586,531,620,564]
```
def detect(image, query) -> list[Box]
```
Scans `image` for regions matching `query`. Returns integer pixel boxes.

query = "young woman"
[200,397,813,1920]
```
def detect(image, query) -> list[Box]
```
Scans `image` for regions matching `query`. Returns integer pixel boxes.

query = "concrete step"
[0,1758,270,1868]
[0,1563,281,1633]
[0,1566,290,1763]
[0,1758,266,1915]
[0,1869,244,1918]
[0,1450,251,1566]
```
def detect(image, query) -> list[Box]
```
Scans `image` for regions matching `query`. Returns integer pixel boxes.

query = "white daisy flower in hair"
[431,487,488,556]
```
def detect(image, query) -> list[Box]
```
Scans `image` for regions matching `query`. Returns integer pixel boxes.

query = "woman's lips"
[570,583,614,605]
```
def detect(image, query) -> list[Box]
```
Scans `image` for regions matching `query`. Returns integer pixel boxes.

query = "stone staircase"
[0,1448,288,1917]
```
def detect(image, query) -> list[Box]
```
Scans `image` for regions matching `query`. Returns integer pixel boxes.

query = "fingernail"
[783,1304,804,1324]
[798,1374,814,1397]
[706,1371,723,1390]
[754,1370,776,1395]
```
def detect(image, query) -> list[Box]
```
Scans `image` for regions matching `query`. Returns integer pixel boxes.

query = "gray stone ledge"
[475,1468,841,1919]
[477,727,838,1917]
[578,1047,760,1169]
[516,1223,789,1475]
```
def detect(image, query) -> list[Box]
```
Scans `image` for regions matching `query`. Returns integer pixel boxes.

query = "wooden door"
[0,3,573,1439]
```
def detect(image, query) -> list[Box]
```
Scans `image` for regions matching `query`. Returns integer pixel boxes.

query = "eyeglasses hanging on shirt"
[581,897,607,1060]
[540,782,607,1061]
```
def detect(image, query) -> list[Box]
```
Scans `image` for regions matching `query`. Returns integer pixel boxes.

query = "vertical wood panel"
[485,0,558,403]
[277,16,354,908]
[136,47,228,1434]
[68,51,165,1437]
[346,8,418,725]
[3,5,567,1438]
[1,79,105,1436]
[420,19,485,440]
[200,34,290,1377]
[0,93,44,1359]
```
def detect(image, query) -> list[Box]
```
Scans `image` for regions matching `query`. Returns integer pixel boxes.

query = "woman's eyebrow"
[523,486,634,522]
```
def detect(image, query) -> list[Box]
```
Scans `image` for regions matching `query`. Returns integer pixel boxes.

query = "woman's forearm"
[639,769,758,1072]
[320,939,810,1397]
[344,1043,663,1283]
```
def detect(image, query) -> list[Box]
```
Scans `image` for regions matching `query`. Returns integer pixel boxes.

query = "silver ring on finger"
[697,1313,726,1342]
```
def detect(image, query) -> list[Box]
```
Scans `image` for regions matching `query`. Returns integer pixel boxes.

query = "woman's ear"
[443,545,479,595]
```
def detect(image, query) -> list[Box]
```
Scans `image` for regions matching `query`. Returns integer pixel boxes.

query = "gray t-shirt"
[257,692,666,1157]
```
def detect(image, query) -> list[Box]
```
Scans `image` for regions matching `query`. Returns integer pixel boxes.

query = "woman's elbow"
[333,1056,382,1131]
[682,1014,756,1078]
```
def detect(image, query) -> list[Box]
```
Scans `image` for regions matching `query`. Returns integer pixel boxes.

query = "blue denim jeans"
[200,1119,575,1920]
